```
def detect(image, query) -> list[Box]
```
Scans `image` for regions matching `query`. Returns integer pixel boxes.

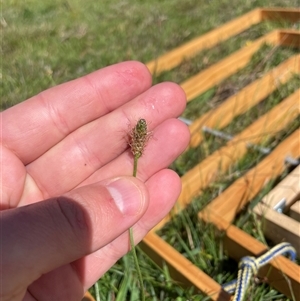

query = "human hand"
[1,61,190,301]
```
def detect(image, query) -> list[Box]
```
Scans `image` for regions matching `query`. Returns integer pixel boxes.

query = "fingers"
[2,177,148,299]
[80,118,190,185]
[22,169,181,301]
[23,83,186,199]
[2,61,152,165]
[76,169,182,290]
[1,145,26,209]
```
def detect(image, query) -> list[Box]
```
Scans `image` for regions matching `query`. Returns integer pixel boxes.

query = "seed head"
[129,118,151,158]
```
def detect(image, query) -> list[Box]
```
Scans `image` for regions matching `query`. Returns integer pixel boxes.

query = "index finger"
[1,61,152,164]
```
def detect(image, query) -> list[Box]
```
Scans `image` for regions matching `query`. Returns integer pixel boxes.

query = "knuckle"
[54,196,90,243]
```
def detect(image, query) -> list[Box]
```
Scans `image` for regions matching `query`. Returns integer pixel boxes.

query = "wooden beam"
[189,54,300,147]
[145,131,300,300]
[256,165,300,210]
[141,232,231,301]
[82,291,96,301]
[85,10,300,301]
[180,30,283,102]
[260,7,300,23]
[254,203,300,253]
[146,8,262,74]
[139,9,300,301]
[202,128,300,223]
[278,29,300,48]
[253,165,300,253]
[146,9,300,75]
[199,130,300,297]
[155,91,300,231]
[290,200,300,222]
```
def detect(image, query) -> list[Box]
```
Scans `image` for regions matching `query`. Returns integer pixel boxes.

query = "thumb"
[2,176,148,295]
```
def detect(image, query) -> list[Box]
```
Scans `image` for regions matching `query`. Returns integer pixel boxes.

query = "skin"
[1,61,190,301]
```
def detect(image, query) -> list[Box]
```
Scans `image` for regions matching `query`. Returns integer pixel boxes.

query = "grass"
[2,0,299,109]
[2,0,300,300]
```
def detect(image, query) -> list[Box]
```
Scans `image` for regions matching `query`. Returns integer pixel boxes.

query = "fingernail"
[106,178,144,215]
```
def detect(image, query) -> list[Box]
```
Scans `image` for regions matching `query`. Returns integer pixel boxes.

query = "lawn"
[2,0,300,300]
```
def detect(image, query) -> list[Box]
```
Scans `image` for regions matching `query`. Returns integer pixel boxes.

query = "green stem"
[133,155,138,177]
[129,155,145,301]
[129,227,145,301]
[94,281,101,301]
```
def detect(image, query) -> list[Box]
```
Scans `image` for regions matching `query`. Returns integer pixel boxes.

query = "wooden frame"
[146,7,300,75]
[82,291,95,301]
[152,88,300,230]
[84,8,300,301]
[188,53,300,147]
[180,29,300,103]
[290,201,300,221]
[253,165,300,253]
[290,200,300,222]
[141,7,300,301]
[143,129,300,300]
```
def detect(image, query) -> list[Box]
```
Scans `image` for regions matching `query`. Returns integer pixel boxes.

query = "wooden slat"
[257,165,300,209]
[200,136,300,296]
[146,9,300,75]
[152,91,300,231]
[290,200,300,221]
[82,291,96,301]
[140,233,231,301]
[254,202,300,253]
[140,9,300,301]
[84,10,300,301]
[261,7,300,22]
[252,166,300,253]
[189,54,300,147]
[278,29,300,48]
[180,30,281,102]
[146,8,262,75]
[199,210,300,300]
[203,127,300,223]
[144,131,300,299]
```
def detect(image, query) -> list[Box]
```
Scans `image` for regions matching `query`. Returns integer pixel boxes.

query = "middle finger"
[25,83,186,199]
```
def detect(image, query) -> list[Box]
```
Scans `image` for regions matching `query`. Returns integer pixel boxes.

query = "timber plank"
[141,9,300,301]
[144,130,300,300]
[261,7,300,22]
[146,8,262,75]
[141,233,231,301]
[256,165,300,210]
[290,200,300,221]
[254,202,300,253]
[252,166,300,253]
[203,128,300,223]
[152,92,300,232]
[189,54,300,147]
[82,292,96,301]
[278,29,300,48]
[146,9,300,75]
[181,30,300,103]
[180,30,282,102]
[85,9,300,301]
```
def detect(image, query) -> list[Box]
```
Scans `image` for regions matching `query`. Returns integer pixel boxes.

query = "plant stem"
[129,154,145,301]
[129,227,145,301]
[94,281,101,301]
[133,155,138,177]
